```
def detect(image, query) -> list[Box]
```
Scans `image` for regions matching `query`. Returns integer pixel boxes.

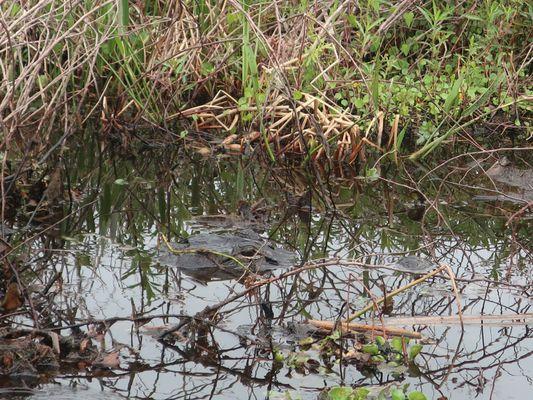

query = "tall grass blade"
[443,75,463,114]
[462,73,505,118]
[118,0,129,33]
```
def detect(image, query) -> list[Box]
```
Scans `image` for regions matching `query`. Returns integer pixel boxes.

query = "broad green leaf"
[299,337,314,346]
[443,75,463,113]
[365,167,379,182]
[353,387,370,400]
[408,391,427,400]
[403,12,414,27]
[329,330,341,340]
[273,349,284,363]
[391,389,406,400]
[409,344,423,359]
[391,337,403,352]
[328,387,353,400]
[201,61,215,75]
[362,344,380,355]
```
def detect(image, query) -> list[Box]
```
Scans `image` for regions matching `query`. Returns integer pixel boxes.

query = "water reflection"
[1,146,531,399]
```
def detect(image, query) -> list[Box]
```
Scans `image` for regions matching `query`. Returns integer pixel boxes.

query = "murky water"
[1,144,531,399]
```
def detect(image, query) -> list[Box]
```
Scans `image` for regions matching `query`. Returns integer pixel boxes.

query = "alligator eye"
[265,257,279,265]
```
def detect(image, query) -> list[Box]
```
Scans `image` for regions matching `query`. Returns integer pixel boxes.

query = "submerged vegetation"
[1,0,531,162]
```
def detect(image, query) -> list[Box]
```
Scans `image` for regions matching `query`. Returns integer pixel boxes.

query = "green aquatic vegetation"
[324,385,427,400]
[327,386,370,400]
[272,332,424,379]
[361,336,423,366]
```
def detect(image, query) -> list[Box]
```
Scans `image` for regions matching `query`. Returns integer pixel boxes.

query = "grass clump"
[0,1,530,161]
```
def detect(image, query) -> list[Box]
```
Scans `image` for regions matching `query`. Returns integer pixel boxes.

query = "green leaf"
[293,90,303,101]
[299,337,314,346]
[391,337,403,352]
[408,391,427,400]
[328,387,353,400]
[75,253,92,268]
[298,306,313,320]
[329,330,341,340]
[362,344,380,355]
[347,14,357,28]
[409,344,423,359]
[235,163,244,200]
[353,98,365,108]
[353,387,370,400]
[371,354,386,362]
[273,349,284,363]
[99,182,112,232]
[62,236,80,243]
[201,61,215,75]
[244,86,255,98]
[371,58,382,110]
[9,3,22,16]
[364,167,379,182]
[395,124,408,152]
[391,389,406,400]
[403,12,414,27]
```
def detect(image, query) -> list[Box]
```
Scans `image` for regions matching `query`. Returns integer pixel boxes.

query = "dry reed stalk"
[308,319,422,339]
[383,314,533,327]
[172,90,363,163]
[443,264,464,327]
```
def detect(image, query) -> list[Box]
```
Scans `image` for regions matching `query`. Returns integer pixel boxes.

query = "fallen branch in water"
[383,313,533,327]
[307,319,422,339]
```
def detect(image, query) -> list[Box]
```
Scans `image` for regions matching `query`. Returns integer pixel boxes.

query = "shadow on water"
[0,138,531,399]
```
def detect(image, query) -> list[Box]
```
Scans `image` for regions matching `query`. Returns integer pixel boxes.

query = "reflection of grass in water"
[57,146,530,263]
[1,147,529,399]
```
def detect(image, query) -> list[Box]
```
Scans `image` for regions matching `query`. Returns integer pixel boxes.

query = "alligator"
[156,229,297,281]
